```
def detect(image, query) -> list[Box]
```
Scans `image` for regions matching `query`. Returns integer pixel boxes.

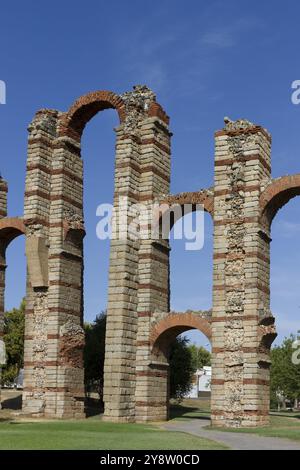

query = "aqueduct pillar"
[0,178,7,408]
[211,119,276,427]
[0,178,7,335]
[104,90,171,421]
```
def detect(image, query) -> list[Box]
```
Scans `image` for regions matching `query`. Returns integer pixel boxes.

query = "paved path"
[162,418,300,450]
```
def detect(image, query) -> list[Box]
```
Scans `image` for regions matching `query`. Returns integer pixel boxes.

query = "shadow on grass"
[169,404,210,421]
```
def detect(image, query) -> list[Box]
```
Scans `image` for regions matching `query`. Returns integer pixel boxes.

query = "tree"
[1,299,25,385]
[270,333,300,410]
[169,336,196,401]
[188,344,211,371]
[83,311,106,403]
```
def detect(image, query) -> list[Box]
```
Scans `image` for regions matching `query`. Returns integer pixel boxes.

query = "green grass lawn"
[207,414,300,441]
[169,398,211,421]
[4,395,300,448]
[0,419,227,450]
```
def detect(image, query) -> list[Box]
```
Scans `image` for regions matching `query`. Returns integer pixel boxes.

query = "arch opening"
[60,90,125,140]
[170,210,213,312]
[80,108,118,416]
[270,198,300,341]
[0,224,26,411]
[145,207,213,422]
[260,175,300,228]
[151,323,211,421]
[267,195,300,411]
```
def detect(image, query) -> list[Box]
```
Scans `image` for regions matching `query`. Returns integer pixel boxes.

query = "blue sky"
[1,0,300,347]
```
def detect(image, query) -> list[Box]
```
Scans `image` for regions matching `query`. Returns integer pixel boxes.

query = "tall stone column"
[42,114,85,418]
[0,177,7,332]
[0,178,7,408]
[103,127,141,422]
[103,87,168,422]
[102,87,171,422]
[22,109,59,416]
[211,118,276,427]
[134,111,171,422]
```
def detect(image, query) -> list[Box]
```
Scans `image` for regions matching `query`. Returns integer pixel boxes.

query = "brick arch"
[162,190,214,217]
[148,101,170,125]
[0,217,26,247]
[156,189,214,235]
[150,312,212,349]
[59,90,126,140]
[260,174,300,225]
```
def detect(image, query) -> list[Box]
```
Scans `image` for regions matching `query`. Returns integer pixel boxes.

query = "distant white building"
[185,366,211,398]
[0,339,6,366]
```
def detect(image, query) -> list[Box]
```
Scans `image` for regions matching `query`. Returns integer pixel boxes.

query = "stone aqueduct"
[0,85,298,427]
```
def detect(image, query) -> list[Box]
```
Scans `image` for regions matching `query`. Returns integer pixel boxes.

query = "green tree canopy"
[169,336,196,401]
[1,299,25,385]
[270,333,300,409]
[83,311,106,402]
[188,344,211,371]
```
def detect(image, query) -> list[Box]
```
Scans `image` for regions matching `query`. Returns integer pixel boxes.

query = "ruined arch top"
[260,174,300,226]
[58,86,170,141]
[156,189,214,234]
[60,90,126,139]
[161,189,214,217]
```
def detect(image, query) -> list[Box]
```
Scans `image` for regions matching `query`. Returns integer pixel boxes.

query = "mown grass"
[207,414,300,441]
[0,419,227,450]
[169,398,211,421]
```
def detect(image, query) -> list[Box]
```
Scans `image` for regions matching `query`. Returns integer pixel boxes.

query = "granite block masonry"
[1,87,297,427]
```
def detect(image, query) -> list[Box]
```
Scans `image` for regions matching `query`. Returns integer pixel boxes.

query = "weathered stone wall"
[1,87,296,427]
[20,107,85,417]
[0,178,7,333]
[103,87,171,422]
[133,113,171,422]
[0,178,7,407]
[211,118,276,427]
[103,88,148,422]
[19,86,172,421]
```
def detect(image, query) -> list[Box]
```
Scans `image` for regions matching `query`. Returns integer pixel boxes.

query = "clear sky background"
[1,0,300,348]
